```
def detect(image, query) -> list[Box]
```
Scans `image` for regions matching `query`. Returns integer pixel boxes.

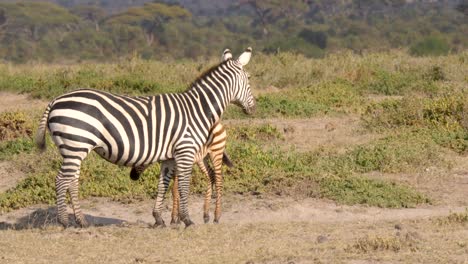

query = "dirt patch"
[0,195,466,229]
[0,161,26,193]
[0,196,466,263]
[0,92,47,113]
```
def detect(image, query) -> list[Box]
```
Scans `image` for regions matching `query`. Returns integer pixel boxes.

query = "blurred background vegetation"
[0,0,466,63]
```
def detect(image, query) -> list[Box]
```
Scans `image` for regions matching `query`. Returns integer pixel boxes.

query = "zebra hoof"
[58,217,70,228]
[76,219,89,228]
[170,220,181,229]
[153,218,166,228]
[170,218,181,225]
[203,214,210,224]
[153,222,166,228]
[183,219,195,228]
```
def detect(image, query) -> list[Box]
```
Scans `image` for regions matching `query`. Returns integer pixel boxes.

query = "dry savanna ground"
[0,52,467,263]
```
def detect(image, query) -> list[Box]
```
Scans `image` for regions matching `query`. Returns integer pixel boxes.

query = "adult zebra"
[35,48,255,228]
[131,121,232,224]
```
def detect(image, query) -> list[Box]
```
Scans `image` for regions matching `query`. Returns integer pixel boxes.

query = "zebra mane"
[186,60,230,91]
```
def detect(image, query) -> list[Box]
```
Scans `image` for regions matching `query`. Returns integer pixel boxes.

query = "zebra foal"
[35,48,255,227]
[132,121,232,224]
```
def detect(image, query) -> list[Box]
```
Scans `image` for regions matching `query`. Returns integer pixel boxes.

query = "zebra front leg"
[213,170,223,223]
[152,160,175,228]
[69,173,88,227]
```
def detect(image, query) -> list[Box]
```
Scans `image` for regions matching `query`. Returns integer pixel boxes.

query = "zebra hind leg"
[56,154,86,228]
[69,171,88,227]
[55,171,72,228]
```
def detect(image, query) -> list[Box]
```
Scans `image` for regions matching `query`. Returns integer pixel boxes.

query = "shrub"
[319,176,429,208]
[0,111,33,141]
[262,37,325,58]
[363,93,468,153]
[410,36,450,57]
[298,29,328,49]
[423,66,446,82]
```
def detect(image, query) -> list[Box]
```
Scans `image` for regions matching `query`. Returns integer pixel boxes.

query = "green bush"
[319,176,429,208]
[263,37,325,58]
[0,138,36,161]
[410,36,450,57]
[363,93,468,153]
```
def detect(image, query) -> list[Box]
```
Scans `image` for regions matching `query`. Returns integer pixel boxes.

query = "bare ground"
[0,92,47,113]
[0,92,467,263]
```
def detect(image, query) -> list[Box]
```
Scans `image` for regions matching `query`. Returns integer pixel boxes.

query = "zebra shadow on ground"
[0,207,127,230]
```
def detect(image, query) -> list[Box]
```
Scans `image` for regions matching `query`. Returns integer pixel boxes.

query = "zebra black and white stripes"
[133,122,232,224]
[36,48,255,227]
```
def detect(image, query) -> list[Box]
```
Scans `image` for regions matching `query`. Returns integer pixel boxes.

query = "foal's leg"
[170,170,181,225]
[198,158,214,223]
[210,151,224,223]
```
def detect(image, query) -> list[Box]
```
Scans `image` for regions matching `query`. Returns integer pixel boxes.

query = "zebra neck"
[185,80,232,126]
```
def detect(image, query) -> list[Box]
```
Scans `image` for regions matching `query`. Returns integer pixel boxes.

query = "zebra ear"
[222,49,232,61]
[238,47,252,66]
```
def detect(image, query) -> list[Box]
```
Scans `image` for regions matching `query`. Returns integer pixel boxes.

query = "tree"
[0,2,79,41]
[70,5,106,31]
[105,2,191,46]
[298,29,327,49]
[238,0,309,36]
[456,3,468,17]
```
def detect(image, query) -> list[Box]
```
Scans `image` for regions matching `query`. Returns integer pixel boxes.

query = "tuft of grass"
[225,80,363,119]
[319,176,429,208]
[363,69,420,95]
[435,210,468,226]
[347,132,441,174]
[363,93,468,153]
[347,233,419,253]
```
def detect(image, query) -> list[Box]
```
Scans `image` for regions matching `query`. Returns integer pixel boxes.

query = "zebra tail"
[222,151,234,168]
[35,103,52,152]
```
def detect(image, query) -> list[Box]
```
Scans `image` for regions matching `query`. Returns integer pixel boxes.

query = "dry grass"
[347,233,420,253]
[0,216,467,264]
[435,210,468,226]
